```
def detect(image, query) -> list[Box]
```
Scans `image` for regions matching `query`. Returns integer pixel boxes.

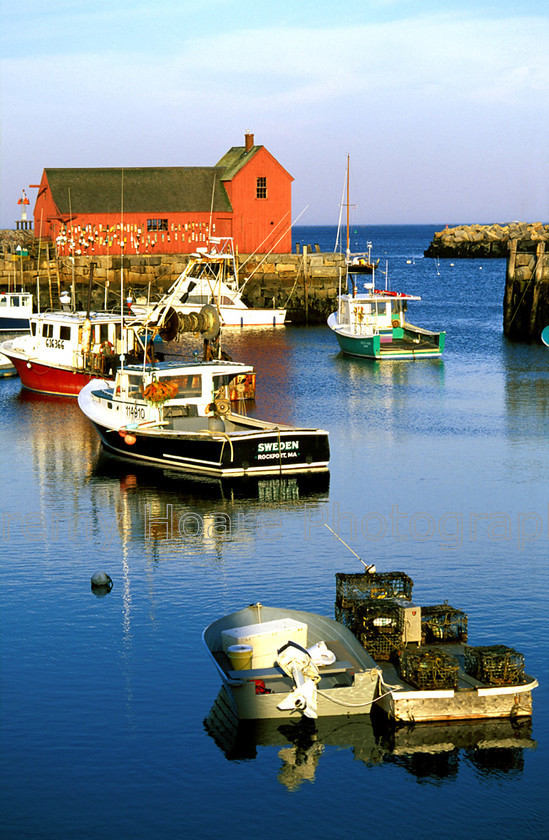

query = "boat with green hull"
[328,286,445,361]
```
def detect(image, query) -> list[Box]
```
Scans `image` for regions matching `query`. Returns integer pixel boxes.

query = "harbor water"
[1,225,547,839]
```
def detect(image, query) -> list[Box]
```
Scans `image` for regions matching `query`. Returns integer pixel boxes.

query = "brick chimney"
[244,131,254,152]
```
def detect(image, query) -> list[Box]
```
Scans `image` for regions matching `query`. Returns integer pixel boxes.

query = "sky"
[1,0,548,229]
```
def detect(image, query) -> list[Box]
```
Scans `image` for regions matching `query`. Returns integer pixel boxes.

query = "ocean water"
[1,225,547,840]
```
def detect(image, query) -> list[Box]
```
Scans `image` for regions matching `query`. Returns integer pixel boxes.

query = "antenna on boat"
[68,188,75,311]
[142,280,152,376]
[324,523,376,572]
[346,154,350,261]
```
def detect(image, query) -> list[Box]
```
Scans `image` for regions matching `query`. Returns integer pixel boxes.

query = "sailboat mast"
[120,169,125,372]
[346,155,350,258]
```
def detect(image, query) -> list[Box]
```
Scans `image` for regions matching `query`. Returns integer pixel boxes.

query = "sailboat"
[328,158,446,361]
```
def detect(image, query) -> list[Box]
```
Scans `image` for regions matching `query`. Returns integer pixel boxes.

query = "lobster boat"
[77,359,329,478]
[131,239,286,327]
[328,270,445,361]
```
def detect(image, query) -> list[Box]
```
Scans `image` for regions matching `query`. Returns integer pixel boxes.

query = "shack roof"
[215,145,261,181]
[44,167,232,214]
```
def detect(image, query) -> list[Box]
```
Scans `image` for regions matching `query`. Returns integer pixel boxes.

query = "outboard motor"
[276,641,321,719]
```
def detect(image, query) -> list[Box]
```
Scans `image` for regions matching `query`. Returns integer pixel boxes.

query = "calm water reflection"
[1,226,547,840]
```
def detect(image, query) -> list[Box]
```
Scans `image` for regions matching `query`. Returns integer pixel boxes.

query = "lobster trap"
[421,602,468,644]
[399,646,460,691]
[346,599,405,661]
[464,645,525,686]
[335,571,414,627]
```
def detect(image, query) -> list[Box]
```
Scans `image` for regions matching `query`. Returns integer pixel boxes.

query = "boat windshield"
[158,373,202,396]
[124,372,202,399]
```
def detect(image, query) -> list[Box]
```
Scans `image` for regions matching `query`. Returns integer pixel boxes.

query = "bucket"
[227,644,253,670]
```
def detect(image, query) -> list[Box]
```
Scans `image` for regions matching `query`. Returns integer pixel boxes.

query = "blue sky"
[1,0,548,228]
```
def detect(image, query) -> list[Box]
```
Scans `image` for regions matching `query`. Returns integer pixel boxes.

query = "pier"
[0,235,343,324]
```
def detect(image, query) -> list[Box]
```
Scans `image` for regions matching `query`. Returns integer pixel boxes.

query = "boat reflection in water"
[205,688,536,790]
[90,451,329,504]
[89,453,330,559]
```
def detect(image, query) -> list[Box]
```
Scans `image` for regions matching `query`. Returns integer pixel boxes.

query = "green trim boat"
[328,283,445,361]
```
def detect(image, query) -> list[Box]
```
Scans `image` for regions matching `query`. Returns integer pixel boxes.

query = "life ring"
[100,340,114,355]
[391,319,400,328]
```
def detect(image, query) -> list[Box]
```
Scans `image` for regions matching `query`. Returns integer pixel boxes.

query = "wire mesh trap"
[464,645,525,686]
[398,646,460,690]
[421,602,468,644]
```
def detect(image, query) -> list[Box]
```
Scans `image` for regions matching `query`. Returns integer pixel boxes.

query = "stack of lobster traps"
[334,567,537,722]
[398,646,460,690]
[335,571,415,661]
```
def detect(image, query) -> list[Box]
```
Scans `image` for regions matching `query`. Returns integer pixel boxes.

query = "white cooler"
[221,618,308,669]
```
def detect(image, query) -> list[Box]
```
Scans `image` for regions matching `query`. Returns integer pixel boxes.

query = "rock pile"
[0,229,37,255]
[424,222,549,258]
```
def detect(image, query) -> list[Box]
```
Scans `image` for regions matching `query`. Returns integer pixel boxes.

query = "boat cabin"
[26,311,139,372]
[338,290,419,337]
[111,360,256,416]
[145,246,243,316]
[0,292,33,328]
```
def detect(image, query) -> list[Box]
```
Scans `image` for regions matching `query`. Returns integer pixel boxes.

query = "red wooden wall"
[224,147,293,254]
[33,144,293,256]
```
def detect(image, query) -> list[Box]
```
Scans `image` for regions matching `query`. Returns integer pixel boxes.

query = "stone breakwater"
[0,232,343,324]
[424,222,549,258]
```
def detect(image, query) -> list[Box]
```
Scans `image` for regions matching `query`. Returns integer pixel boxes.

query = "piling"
[504,240,549,343]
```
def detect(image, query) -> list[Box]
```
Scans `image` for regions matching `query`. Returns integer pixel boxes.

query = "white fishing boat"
[0,309,152,396]
[329,157,444,360]
[78,358,329,478]
[131,239,286,327]
[203,603,380,720]
[0,291,33,331]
